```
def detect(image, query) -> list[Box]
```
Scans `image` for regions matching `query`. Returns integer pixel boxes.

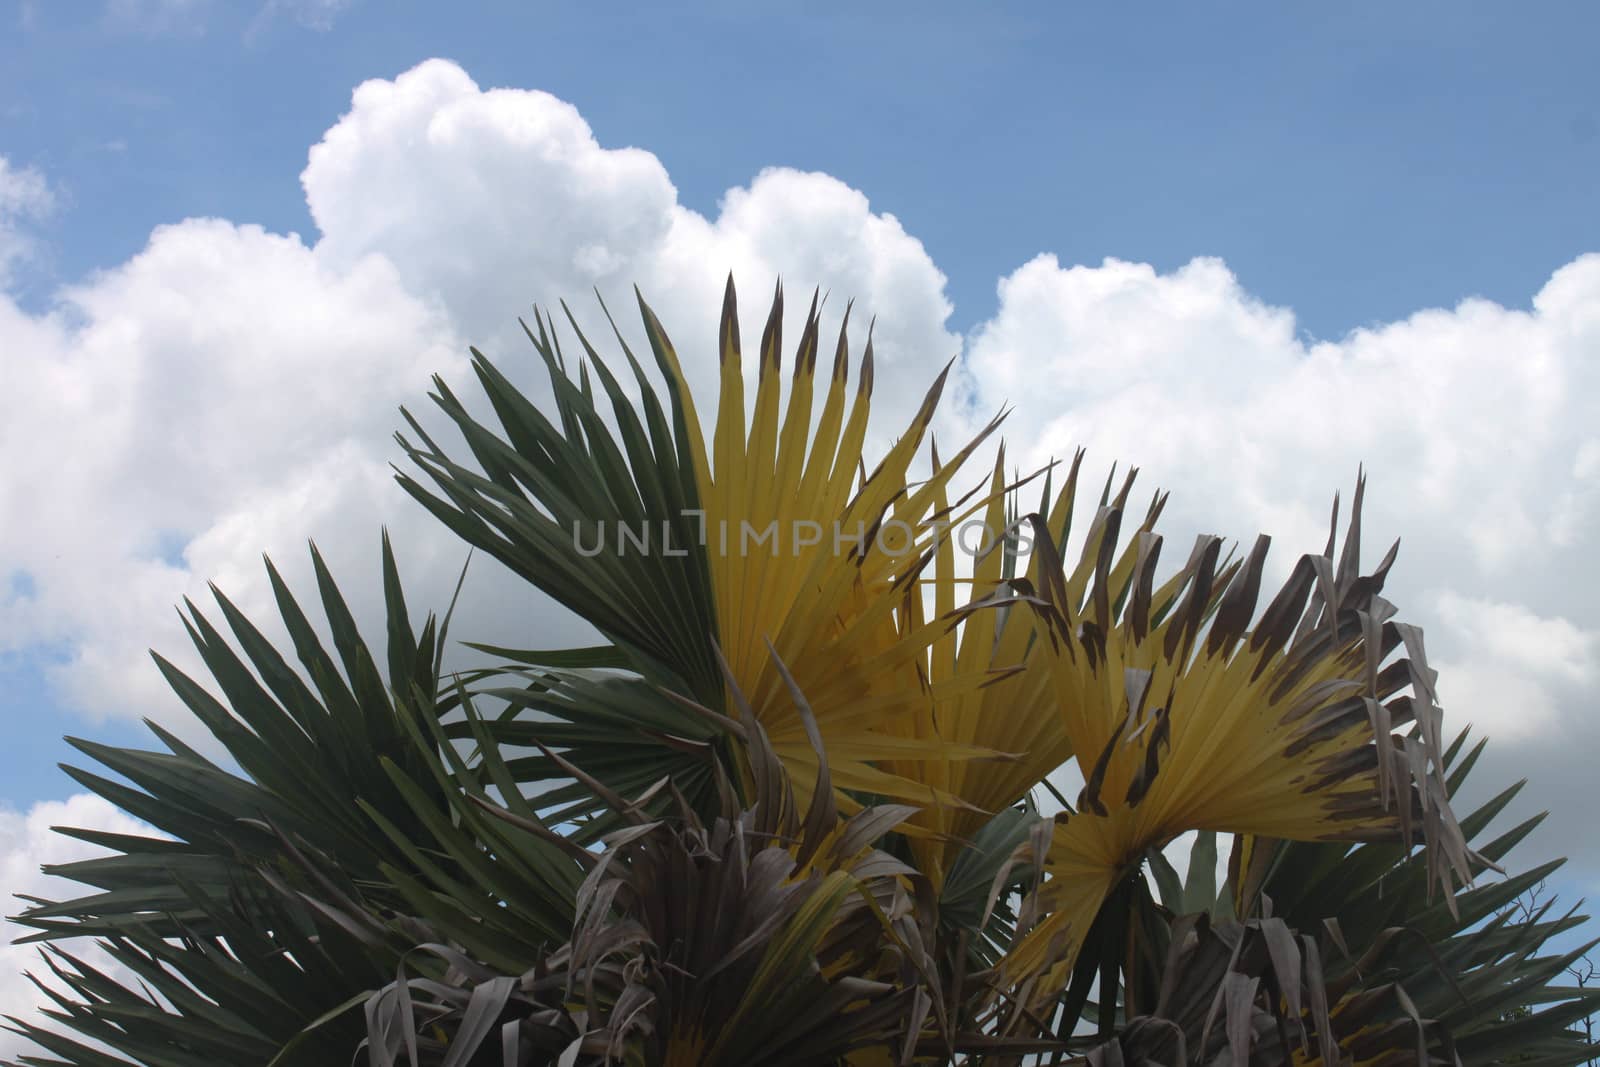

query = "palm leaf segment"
[398,278,1014,816]
[882,450,1090,890]
[999,473,1476,999]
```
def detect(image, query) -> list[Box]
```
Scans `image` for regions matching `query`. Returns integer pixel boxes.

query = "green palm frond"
[1248,728,1600,1065]
[450,665,730,843]
[1092,729,1600,1065]
[6,875,394,1066]
[395,304,721,706]
[6,537,579,1063]
[937,802,1043,971]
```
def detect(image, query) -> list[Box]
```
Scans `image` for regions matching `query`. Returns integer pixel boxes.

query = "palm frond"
[1251,728,1600,1065]
[996,473,1474,1009]
[7,537,579,1062]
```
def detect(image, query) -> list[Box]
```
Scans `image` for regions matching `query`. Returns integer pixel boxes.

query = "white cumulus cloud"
[0,158,53,286]
[963,251,1600,587]
[1428,593,1598,742]
[300,59,957,423]
[0,215,470,743]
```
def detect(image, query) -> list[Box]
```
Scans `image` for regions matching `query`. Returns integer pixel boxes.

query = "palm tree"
[7,280,1597,1065]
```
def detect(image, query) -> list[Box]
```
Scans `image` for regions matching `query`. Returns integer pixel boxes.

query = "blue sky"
[6,2,1598,338]
[2,0,1599,1038]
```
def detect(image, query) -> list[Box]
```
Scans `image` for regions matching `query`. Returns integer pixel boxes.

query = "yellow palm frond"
[882,449,1063,888]
[998,473,1473,991]
[648,277,1012,811]
[885,451,1175,891]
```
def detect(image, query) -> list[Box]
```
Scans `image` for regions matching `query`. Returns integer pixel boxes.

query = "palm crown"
[7,279,1597,1066]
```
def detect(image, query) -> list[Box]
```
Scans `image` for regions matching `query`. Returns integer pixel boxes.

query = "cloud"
[248,0,353,35]
[1428,594,1597,742]
[0,795,152,1060]
[961,250,1600,649]
[964,252,1600,583]
[101,0,208,36]
[102,0,352,38]
[0,158,53,286]
[301,60,956,422]
[1434,594,1597,687]
[0,216,472,742]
